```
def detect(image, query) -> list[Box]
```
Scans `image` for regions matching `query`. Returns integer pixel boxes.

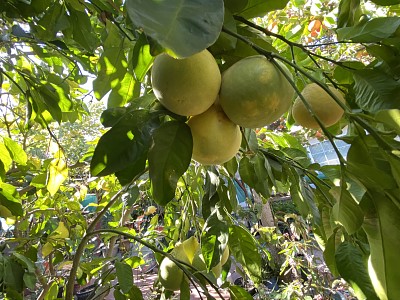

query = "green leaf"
[366,44,400,77]
[229,285,254,300]
[114,288,127,300]
[337,17,400,42]
[201,212,229,270]
[4,258,24,293]
[115,261,134,294]
[335,242,378,300]
[107,70,140,108]
[131,33,154,82]
[93,21,129,101]
[375,109,400,134]
[323,229,340,277]
[369,0,400,6]
[125,0,224,58]
[44,281,59,300]
[238,0,290,19]
[209,9,238,55]
[0,182,23,216]
[68,7,99,52]
[127,285,144,299]
[35,2,68,40]
[352,69,400,113]
[330,186,364,234]
[148,121,192,205]
[0,142,12,173]
[228,225,261,283]
[337,0,362,28]
[23,272,36,290]
[239,153,271,198]
[363,192,400,300]
[90,109,158,177]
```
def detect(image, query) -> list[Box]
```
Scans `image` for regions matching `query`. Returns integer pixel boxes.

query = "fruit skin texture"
[292,83,345,129]
[151,49,221,116]
[219,55,294,128]
[188,104,242,165]
[159,242,189,291]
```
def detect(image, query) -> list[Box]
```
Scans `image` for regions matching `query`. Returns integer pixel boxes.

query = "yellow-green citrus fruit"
[159,242,189,291]
[188,104,242,165]
[219,55,294,128]
[292,83,346,129]
[151,49,221,116]
[221,246,230,266]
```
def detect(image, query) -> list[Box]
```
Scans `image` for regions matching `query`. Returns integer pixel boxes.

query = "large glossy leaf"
[125,0,224,58]
[148,121,192,205]
[93,21,131,102]
[107,71,140,108]
[115,261,134,294]
[362,192,400,300]
[229,285,253,300]
[352,69,400,113]
[0,142,13,174]
[330,186,364,234]
[335,242,378,300]
[131,33,154,83]
[201,212,229,270]
[375,109,400,134]
[237,0,290,19]
[229,225,261,283]
[337,17,400,42]
[369,0,400,5]
[239,153,271,198]
[68,7,99,52]
[337,0,361,28]
[90,109,158,177]
[0,182,23,216]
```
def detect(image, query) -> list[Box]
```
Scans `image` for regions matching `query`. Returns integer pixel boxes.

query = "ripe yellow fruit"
[151,49,221,116]
[219,55,294,128]
[292,83,345,129]
[188,104,242,165]
[159,242,189,291]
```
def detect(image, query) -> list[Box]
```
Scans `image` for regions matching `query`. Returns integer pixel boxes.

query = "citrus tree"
[1,0,400,299]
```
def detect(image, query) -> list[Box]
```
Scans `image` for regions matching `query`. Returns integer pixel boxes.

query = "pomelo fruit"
[219,55,294,128]
[188,104,242,165]
[158,242,189,291]
[292,83,345,129]
[151,49,221,116]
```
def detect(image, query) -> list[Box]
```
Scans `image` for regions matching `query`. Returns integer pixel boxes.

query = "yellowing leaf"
[47,157,68,196]
[50,221,69,240]
[42,242,53,257]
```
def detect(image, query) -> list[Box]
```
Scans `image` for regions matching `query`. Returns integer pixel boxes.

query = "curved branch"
[233,16,355,69]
